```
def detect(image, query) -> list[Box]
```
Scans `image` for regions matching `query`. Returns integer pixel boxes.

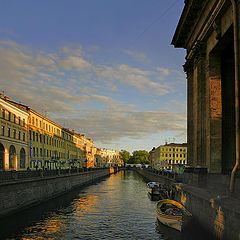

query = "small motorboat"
[156,199,192,231]
[147,182,161,196]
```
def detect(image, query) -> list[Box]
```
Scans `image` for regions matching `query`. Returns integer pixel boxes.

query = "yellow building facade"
[1,95,119,171]
[0,97,29,170]
[28,109,63,169]
[159,143,187,170]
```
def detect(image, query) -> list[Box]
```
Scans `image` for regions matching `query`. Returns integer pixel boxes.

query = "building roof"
[171,0,208,48]
[164,143,187,147]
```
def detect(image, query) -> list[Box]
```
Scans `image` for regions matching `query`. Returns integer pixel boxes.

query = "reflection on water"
[0,171,212,240]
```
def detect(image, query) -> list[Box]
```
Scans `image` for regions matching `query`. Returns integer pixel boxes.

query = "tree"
[119,150,131,163]
[131,150,150,164]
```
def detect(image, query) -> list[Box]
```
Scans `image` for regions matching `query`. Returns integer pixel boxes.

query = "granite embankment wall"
[136,168,240,240]
[0,168,111,218]
[135,168,176,186]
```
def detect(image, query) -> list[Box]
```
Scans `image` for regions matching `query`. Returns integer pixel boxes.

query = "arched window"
[0,143,4,169]
[9,145,16,169]
[20,148,26,169]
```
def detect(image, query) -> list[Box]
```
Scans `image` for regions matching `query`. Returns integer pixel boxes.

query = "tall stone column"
[183,58,194,167]
[206,53,222,173]
[193,41,207,168]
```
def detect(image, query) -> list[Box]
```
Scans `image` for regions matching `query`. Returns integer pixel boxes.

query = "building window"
[36,133,38,142]
[23,119,25,127]
[18,116,21,125]
[33,132,35,141]
[23,132,25,141]
[8,128,11,137]
[29,130,32,140]
[8,112,11,121]
[13,129,16,139]
[13,114,16,123]
[1,126,5,136]
[1,109,5,119]
[20,148,26,169]
[40,148,42,157]
[32,117,35,125]
[33,147,35,157]
[18,131,21,140]
[36,119,38,127]
[40,120,42,128]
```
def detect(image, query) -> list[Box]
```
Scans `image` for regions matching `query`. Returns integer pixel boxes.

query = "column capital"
[183,58,193,75]
[192,40,207,64]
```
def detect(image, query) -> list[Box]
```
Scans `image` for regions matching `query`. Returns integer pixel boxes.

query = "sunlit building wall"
[96,148,122,167]
[159,143,187,170]
[0,96,29,170]
[1,95,119,170]
[28,109,63,170]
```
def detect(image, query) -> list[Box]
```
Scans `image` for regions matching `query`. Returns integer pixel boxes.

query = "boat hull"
[148,187,161,195]
[156,199,191,232]
[156,211,182,231]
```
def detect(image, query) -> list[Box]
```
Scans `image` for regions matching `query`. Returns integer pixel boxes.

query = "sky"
[0,0,186,153]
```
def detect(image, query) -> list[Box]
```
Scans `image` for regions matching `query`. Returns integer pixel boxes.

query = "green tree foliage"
[128,150,149,164]
[119,150,131,163]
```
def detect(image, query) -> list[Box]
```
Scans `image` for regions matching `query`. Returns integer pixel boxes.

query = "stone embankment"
[135,167,240,240]
[0,168,115,218]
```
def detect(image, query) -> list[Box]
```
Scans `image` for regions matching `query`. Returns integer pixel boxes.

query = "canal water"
[0,170,211,240]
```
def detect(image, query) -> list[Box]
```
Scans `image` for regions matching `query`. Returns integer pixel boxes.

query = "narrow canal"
[1,171,208,240]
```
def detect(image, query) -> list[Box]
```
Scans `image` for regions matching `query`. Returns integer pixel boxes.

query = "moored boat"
[147,182,161,195]
[156,199,192,231]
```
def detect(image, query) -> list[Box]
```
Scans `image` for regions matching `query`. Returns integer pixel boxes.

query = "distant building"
[149,143,187,170]
[0,94,118,171]
[148,147,156,168]
[0,95,29,170]
[159,143,187,170]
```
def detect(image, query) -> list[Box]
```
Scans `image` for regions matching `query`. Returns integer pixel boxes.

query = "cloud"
[59,56,92,70]
[95,64,170,95]
[156,67,171,76]
[0,40,186,148]
[56,109,186,144]
[124,49,148,62]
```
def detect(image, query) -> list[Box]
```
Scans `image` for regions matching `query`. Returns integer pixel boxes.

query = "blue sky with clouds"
[0,0,186,153]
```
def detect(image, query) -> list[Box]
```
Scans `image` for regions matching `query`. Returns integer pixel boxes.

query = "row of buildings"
[0,94,123,171]
[149,142,187,171]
